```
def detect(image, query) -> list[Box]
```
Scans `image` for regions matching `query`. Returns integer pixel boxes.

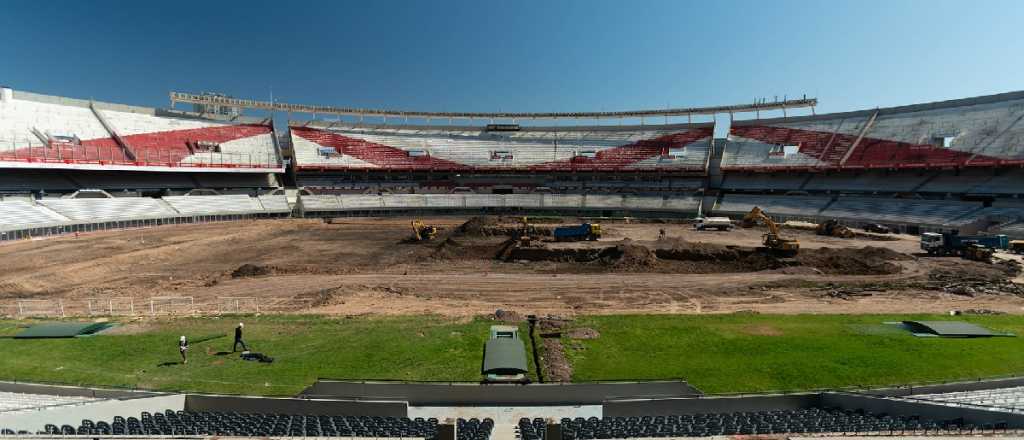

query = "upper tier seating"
[26,410,439,438]
[725,91,1024,170]
[555,408,972,438]
[290,125,712,172]
[0,392,99,413]
[0,89,279,170]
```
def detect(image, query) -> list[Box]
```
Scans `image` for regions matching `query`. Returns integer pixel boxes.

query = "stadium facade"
[0,85,1022,241]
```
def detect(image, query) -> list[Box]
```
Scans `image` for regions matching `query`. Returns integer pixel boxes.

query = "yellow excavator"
[742,207,800,256]
[410,220,439,241]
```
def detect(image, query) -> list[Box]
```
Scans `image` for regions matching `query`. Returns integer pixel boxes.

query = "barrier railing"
[0,296,316,319]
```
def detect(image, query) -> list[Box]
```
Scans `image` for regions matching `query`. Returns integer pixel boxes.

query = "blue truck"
[920,232,1009,256]
[553,223,602,241]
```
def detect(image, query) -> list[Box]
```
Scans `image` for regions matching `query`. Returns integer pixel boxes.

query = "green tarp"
[901,321,1014,338]
[14,322,111,339]
[482,338,528,374]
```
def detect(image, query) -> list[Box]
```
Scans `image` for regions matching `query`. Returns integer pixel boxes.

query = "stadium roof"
[170,91,817,120]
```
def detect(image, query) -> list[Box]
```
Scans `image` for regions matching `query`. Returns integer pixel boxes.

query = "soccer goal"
[219,297,259,314]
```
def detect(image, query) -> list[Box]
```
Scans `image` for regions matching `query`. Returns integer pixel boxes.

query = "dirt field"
[0,217,1021,316]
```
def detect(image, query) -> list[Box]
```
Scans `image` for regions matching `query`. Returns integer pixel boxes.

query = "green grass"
[0,315,536,396]
[4,314,1024,397]
[564,314,1024,394]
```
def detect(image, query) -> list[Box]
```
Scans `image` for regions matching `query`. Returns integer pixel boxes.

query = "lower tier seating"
[35,410,439,438]
[555,408,973,439]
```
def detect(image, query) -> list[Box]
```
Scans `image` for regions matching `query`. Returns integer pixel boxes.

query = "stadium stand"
[298,193,702,215]
[27,410,440,438]
[0,392,99,413]
[290,123,713,172]
[0,88,281,171]
[162,195,270,216]
[818,197,983,228]
[713,194,832,218]
[554,408,974,438]
[909,386,1024,415]
[457,418,494,440]
[725,91,1024,170]
[38,195,178,223]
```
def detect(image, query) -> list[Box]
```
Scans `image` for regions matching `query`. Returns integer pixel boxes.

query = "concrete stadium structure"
[0,85,1022,241]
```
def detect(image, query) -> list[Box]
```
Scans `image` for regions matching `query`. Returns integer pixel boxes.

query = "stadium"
[0,79,1023,439]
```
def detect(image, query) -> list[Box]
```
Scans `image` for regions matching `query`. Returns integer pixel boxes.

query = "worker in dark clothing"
[233,322,249,352]
[179,335,188,364]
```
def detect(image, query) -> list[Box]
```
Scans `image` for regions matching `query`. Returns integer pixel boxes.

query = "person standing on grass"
[233,322,249,352]
[179,335,188,364]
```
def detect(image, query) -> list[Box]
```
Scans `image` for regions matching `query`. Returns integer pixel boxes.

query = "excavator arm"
[743,207,799,256]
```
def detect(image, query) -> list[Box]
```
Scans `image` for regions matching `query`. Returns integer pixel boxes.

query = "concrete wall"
[184,394,407,417]
[603,393,820,417]
[301,381,700,406]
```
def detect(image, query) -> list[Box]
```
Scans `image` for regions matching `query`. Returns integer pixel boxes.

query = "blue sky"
[2,0,1022,130]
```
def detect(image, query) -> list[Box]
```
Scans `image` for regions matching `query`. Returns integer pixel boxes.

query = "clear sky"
[2,0,1022,129]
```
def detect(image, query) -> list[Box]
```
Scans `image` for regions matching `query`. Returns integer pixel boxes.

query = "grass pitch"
[564,314,1024,393]
[0,315,536,396]
[1,314,1023,396]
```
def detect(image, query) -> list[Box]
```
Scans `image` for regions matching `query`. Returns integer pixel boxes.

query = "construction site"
[1,214,1020,318]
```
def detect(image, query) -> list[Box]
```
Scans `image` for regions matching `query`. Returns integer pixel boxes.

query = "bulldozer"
[742,207,800,256]
[962,243,994,263]
[816,219,855,238]
[410,220,439,241]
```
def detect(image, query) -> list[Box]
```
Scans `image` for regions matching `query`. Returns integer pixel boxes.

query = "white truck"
[694,217,734,231]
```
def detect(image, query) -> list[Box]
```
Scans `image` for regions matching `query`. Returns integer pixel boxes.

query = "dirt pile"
[565,327,600,339]
[602,240,659,271]
[457,217,502,236]
[231,264,274,278]
[430,237,511,261]
[926,267,1024,296]
[797,247,906,275]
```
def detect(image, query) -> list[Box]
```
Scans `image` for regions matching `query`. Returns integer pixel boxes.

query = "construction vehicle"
[816,219,855,238]
[1011,240,1024,255]
[920,232,1009,256]
[410,220,439,241]
[742,207,800,256]
[553,223,601,241]
[864,223,891,234]
[694,217,734,231]
[962,243,994,263]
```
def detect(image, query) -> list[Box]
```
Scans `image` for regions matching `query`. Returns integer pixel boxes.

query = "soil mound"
[798,247,903,275]
[602,240,658,270]
[231,264,274,278]
[457,216,501,236]
[566,327,600,339]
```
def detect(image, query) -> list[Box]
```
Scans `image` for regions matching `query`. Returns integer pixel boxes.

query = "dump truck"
[1011,240,1024,255]
[816,219,855,238]
[482,325,529,384]
[920,232,1009,256]
[742,207,799,256]
[553,223,601,241]
[694,217,734,231]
